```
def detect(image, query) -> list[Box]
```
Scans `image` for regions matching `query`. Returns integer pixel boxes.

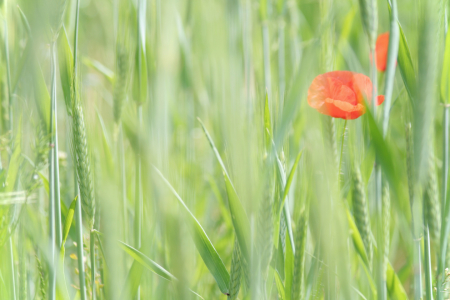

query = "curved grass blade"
[119,241,175,281]
[273,150,302,248]
[118,241,203,298]
[57,26,74,116]
[274,269,286,300]
[198,118,251,260]
[83,57,114,83]
[153,166,230,294]
[346,208,408,299]
[388,3,416,101]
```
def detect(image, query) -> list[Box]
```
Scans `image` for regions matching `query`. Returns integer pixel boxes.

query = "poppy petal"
[377,95,385,105]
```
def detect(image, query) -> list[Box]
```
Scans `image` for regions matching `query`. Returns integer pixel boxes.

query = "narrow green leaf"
[57,26,74,116]
[120,261,144,300]
[153,166,230,294]
[33,65,51,130]
[442,30,450,103]
[264,91,272,150]
[83,57,114,83]
[4,128,22,193]
[274,269,286,300]
[386,263,408,300]
[96,111,114,172]
[119,241,175,281]
[392,8,416,101]
[364,107,408,214]
[273,150,302,248]
[198,119,251,260]
[285,232,294,300]
[62,196,77,246]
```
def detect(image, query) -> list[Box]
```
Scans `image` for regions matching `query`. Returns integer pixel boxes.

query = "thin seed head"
[423,154,440,242]
[228,237,242,300]
[352,167,372,268]
[72,102,95,229]
[358,0,378,46]
[292,210,308,300]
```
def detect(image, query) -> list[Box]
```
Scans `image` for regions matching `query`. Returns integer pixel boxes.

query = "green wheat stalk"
[352,167,372,269]
[228,237,242,300]
[424,153,441,244]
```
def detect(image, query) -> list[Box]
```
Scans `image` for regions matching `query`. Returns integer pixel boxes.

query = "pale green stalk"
[406,123,422,300]
[382,0,399,136]
[262,15,271,124]
[3,3,15,300]
[48,41,57,300]
[7,233,16,300]
[90,230,96,300]
[134,106,142,251]
[438,106,450,300]
[3,5,12,133]
[424,225,433,300]
[75,184,87,300]
[72,1,87,299]
[119,125,127,242]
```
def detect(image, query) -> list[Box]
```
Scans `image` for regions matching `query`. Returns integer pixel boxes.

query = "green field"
[0,0,448,299]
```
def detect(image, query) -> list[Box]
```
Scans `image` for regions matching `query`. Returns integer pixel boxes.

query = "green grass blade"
[394,13,416,101]
[382,0,400,136]
[264,91,272,150]
[273,150,302,249]
[62,196,77,247]
[386,263,408,300]
[285,231,294,300]
[57,26,74,116]
[441,29,450,104]
[119,241,175,281]
[83,57,114,83]
[120,260,144,299]
[198,119,251,260]
[153,166,231,294]
[274,269,286,300]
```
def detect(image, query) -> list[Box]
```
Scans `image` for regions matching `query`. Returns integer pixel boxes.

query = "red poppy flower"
[307,71,385,120]
[375,32,390,72]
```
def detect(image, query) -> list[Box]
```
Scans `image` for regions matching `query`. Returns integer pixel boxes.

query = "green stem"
[424,225,433,300]
[338,120,347,187]
[382,0,399,137]
[134,105,142,299]
[119,124,127,242]
[262,22,272,125]
[52,42,62,250]
[48,41,57,300]
[90,230,96,300]
[371,38,385,299]
[7,235,16,300]
[72,1,86,299]
[278,18,285,123]
[3,14,12,133]
[438,106,450,300]
[75,184,87,300]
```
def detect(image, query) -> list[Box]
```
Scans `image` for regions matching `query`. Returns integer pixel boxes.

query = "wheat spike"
[228,237,242,300]
[292,210,308,300]
[357,0,378,47]
[352,167,372,268]
[423,153,440,243]
[241,255,250,295]
[72,101,95,229]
